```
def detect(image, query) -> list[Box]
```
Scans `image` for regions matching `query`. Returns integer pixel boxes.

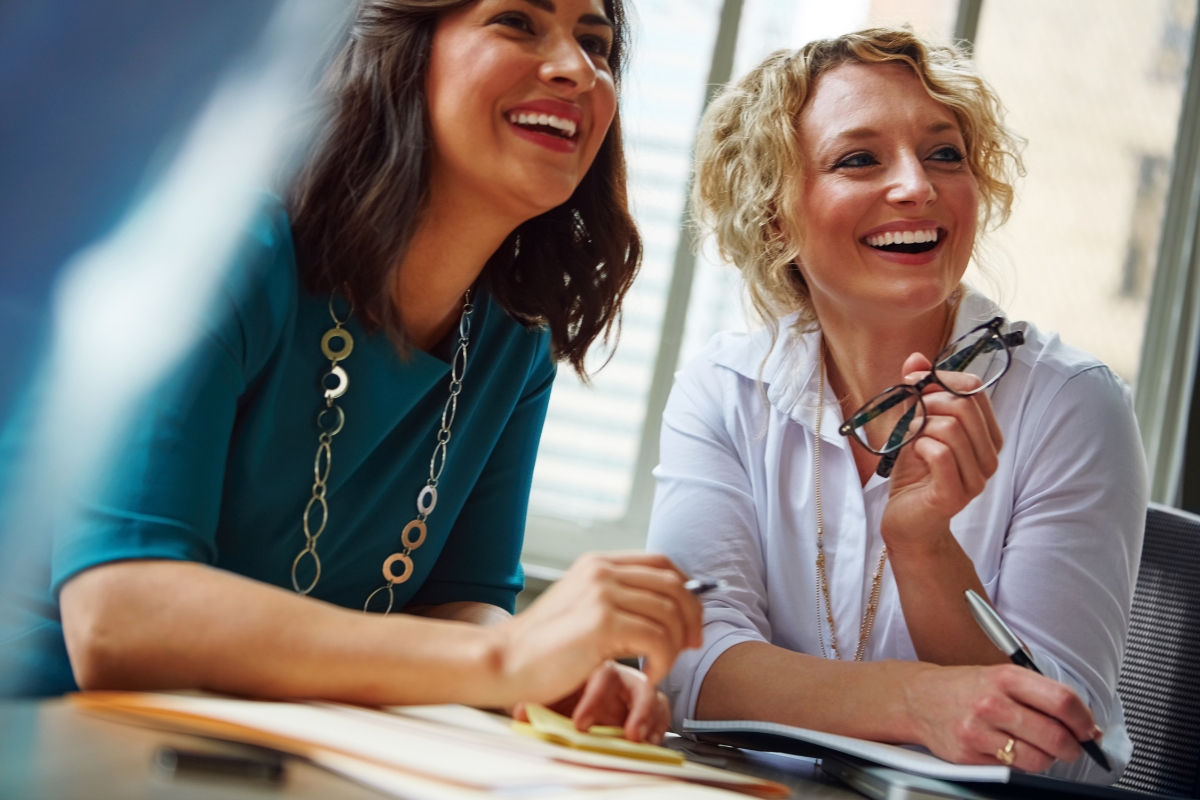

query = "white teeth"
[864,229,938,247]
[506,111,577,138]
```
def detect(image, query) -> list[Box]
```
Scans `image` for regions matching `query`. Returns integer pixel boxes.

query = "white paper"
[371,704,783,790]
[313,751,681,800]
[94,693,783,795]
[121,693,628,790]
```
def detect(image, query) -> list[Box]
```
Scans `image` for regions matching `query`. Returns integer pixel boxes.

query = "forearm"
[695,641,936,743]
[886,530,1009,667]
[61,561,510,707]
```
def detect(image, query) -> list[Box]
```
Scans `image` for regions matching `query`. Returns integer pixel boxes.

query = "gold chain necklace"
[290,292,474,615]
[291,296,355,596]
[814,346,888,661]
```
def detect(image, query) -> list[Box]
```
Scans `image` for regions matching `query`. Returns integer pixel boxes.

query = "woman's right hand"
[492,551,703,708]
[909,663,1101,771]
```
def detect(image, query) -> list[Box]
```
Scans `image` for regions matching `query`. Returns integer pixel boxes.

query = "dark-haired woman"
[7,0,701,742]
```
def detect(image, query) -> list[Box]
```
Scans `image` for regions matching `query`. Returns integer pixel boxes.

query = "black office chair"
[1116,502,1200,797]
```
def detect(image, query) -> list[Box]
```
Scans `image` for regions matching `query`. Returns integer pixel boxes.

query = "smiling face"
[791,61,980,328]
[425,0,617,223]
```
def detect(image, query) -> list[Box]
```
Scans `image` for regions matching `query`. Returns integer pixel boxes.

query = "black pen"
[154,746,286,784]
[684,578,727,596]
[964,589,1110,772]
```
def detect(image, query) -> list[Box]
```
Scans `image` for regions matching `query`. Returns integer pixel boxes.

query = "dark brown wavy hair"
[288,0,640,375]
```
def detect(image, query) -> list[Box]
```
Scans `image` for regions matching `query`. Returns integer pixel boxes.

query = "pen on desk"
[964,589,1110,772]
[684,578,728,596]
[154,746,286,784]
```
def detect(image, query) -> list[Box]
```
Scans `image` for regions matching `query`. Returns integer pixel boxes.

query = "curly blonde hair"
[692,27,1025,330]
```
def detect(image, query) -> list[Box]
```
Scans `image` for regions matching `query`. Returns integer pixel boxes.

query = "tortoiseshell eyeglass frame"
[836,317,1026,478]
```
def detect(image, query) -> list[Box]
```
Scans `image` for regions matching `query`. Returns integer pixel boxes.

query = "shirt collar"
[705,287,1020,440]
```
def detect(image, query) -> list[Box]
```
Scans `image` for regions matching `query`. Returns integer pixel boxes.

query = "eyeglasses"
[837,317,1025,478]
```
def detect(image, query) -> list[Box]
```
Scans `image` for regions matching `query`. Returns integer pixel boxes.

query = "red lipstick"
[505,99,582,154]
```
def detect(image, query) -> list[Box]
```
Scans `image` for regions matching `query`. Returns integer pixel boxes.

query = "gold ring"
[995,737,1016,766]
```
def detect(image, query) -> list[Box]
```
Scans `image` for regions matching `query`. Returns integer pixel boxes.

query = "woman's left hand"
[882,352,1004,554]
[512,660,670,744]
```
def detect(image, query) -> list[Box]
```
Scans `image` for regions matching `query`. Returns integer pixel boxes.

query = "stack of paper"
[72,692,788,799]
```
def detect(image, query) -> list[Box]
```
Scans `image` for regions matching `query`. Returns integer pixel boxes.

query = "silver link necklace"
[365,291,474,614]
[290,291,475,615]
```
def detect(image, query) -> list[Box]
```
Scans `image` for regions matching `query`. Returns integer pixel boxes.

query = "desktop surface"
[0,699,391,800]
[0,699,863,800]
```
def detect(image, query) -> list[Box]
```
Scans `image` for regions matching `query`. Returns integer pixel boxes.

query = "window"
[525,0,725,568]
[523,0,1199,572]
[969,0,1196,384]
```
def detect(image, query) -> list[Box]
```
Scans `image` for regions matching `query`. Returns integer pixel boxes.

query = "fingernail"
[1092,726,1104,741]
[639,724,649,742]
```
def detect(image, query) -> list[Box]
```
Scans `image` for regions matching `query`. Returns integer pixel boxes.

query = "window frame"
[1136,4,1200,506]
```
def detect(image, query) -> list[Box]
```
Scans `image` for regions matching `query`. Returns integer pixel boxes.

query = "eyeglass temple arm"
[933,330,1024,372]
[841,388,915,432]
[876,330,1024,478]
[875,349,978,477]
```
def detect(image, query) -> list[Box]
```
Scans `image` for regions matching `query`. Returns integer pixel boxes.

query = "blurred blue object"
[0,0,280,425]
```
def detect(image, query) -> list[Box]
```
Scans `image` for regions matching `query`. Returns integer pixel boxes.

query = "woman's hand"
[491,552,702,712]
[909,664,1099,771]
[882,352,1004,554]
[512,660,671,743]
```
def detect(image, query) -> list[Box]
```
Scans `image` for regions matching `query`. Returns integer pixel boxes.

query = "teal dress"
[0,200,556,696]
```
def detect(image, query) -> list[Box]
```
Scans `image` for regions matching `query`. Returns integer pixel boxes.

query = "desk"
[0,701,861,799]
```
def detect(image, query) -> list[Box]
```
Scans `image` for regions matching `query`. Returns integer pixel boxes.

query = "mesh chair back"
[1116,503,1200,797]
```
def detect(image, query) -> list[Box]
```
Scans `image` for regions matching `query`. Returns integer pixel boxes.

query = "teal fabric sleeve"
[408,341,556,613]
[50,332,243,591]
[48,209,290,595]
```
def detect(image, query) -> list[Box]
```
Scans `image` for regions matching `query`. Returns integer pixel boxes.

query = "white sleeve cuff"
[1029,646,1130,785]
[664,620,766,735]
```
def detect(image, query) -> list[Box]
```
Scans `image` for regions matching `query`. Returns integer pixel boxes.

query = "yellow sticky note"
[587,725,626,738]
[515,704,684,765]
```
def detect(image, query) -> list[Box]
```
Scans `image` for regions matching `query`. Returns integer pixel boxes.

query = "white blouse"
[647,290,1147,784]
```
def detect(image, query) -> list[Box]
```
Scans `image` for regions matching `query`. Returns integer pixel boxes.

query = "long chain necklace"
[292,296,355,596]
[290,291,475,616]
[814,346,889,661]
[365,291,474,614]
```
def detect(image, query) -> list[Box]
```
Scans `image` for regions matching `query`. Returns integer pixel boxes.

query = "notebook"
[683,718,1009,782]
[683,719,1175,800]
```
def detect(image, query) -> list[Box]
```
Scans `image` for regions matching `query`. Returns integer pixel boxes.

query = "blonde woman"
[647,28,1145,783]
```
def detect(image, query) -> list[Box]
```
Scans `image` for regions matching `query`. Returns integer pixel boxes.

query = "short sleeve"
[50,204,294,594]
[408,333,556,613]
